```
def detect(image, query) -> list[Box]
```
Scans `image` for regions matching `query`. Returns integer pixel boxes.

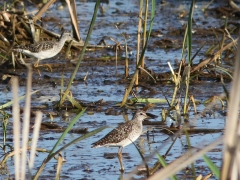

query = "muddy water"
[0,0,232,179]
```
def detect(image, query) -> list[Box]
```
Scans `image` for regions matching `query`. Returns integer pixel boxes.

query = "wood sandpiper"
[13,31,72,69]
[92,110,149,172]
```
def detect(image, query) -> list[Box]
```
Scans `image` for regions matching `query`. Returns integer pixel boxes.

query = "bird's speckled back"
[92,110,148,148]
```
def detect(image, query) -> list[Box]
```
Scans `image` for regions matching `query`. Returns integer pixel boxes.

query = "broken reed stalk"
[141,0,148,73]
[66,0,81,41]
[219,18,227,58]
[183,65,190,115]
[55,154,64,180]
[135,0,143,89]
[33,0,56,22]
[59,0,100,107]
[190,95,197,114]
[168,61,182,106]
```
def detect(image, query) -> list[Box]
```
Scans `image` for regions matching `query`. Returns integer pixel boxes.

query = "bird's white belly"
[104,131,142,148]
[22,49,59,60]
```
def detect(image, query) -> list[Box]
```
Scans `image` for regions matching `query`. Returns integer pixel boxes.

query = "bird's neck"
[57,36,68,48]
[133,119,143,129]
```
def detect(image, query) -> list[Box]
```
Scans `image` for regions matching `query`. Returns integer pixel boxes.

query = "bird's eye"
[140,113,143,115]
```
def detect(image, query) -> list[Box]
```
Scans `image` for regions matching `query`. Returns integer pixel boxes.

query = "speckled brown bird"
[13,31,72,68]
[92,110,149,171]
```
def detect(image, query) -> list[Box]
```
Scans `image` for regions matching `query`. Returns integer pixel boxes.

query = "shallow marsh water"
[0,0,234,179]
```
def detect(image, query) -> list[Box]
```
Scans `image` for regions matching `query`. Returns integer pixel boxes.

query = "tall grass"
[20,66,32,180]
[10,68,107,179]
[33,124,108,179]
[12,67,43,179]
[12,77,20,180]
[142,0,149,71]
[121,0,156,107]
[221,39,240,179]
[135,0,143,87]
[59,0,101,107]
[147,36,240,179]
[127,1,239,179]
[183,0,195,115]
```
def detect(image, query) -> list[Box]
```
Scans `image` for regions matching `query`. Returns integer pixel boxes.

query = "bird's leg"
[118,147,124,172]
[34,59,52,73]
[32,59,42,76]
[34,59,40,68]
[38,64,53,72]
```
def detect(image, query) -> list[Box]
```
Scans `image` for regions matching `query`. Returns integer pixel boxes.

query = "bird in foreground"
[13,31,72,70]
[92,110,149,172]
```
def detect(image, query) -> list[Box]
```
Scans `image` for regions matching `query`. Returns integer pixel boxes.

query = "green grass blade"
[156,153,178,180]
[129,97,167,104]
[49,126,109,160]
[190,43,205,62]
[0,90,38,110]
[33,125,108,180]
[0,53,8,60]
[132,142,150,177]
[210,66,233,79]
[48,108,86,156]
[120,0,155,106]
[187,0,195,65]
[59,0,100,107]
[137,0,155,66]
[184,129,196,178]
[203,155,220,179]
[63,92,83,110]
[181,24,188,60]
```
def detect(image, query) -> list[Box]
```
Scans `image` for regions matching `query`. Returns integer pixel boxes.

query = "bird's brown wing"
[92,121,133,146]
[15,41,55,53]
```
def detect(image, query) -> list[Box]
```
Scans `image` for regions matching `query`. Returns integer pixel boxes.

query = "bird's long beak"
[145,112,157,120]
[144,113,151,120]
